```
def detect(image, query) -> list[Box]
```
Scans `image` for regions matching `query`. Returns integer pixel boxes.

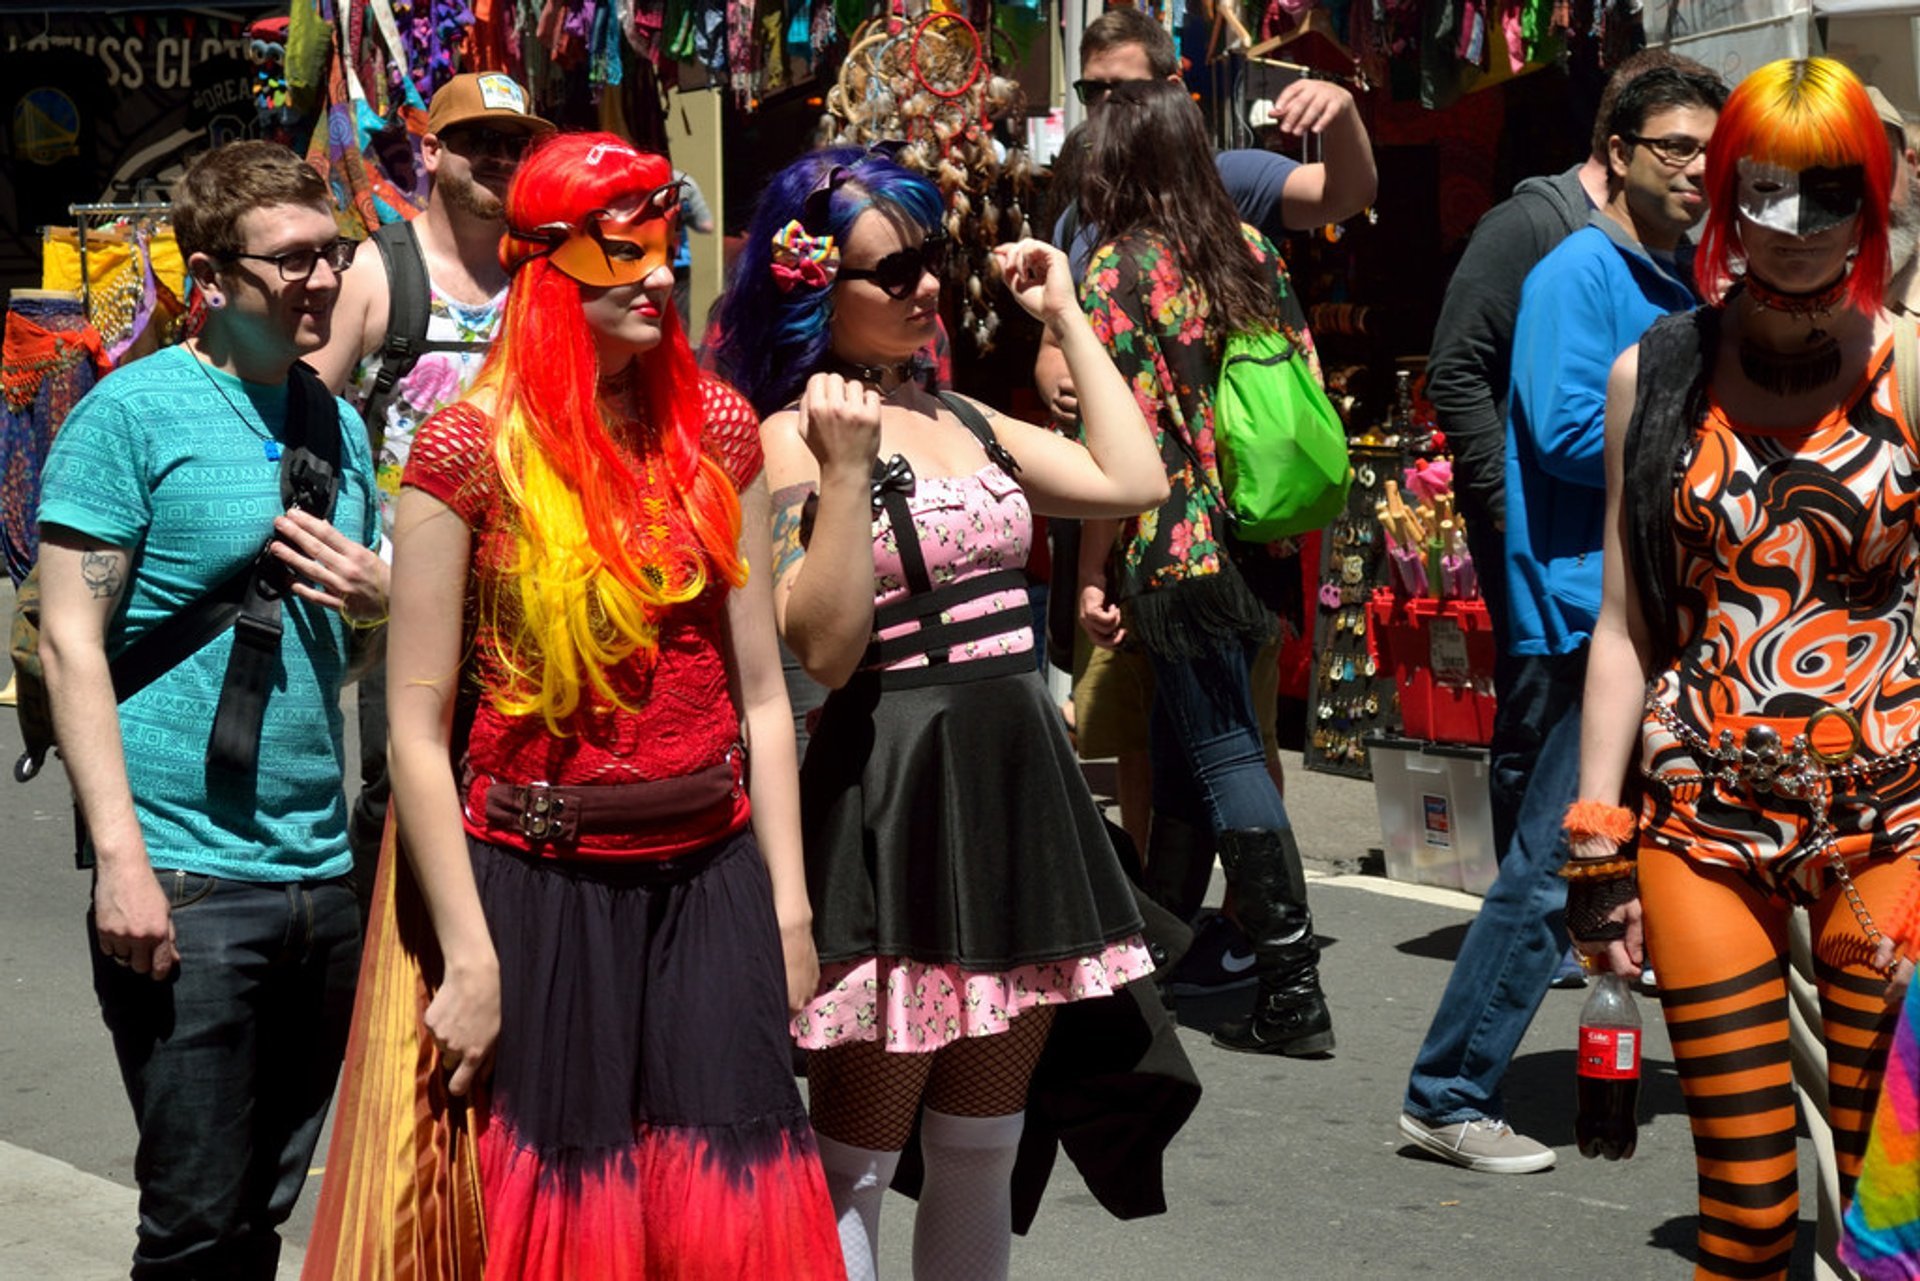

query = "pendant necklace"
[189,342,283,461]
[1737,273,1848,398]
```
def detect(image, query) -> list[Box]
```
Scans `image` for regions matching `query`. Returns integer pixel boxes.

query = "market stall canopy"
[1646,0,1813,78]
[1814,1,1920,13]
[1648,0,1920,113]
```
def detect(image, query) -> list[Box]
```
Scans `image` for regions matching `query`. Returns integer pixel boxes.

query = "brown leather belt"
[469,750,740,846]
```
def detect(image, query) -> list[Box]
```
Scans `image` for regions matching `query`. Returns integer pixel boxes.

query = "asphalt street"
[0,708,1830,1278]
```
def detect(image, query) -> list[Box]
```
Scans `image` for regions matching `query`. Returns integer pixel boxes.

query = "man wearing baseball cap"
[311,71,552,907]
[1867,85,1920,313]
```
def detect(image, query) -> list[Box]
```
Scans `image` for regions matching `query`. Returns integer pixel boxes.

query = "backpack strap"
[204,362,344,777]
[359,221,490,438]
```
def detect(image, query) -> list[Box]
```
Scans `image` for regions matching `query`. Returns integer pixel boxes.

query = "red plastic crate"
[1368,589,1497,745]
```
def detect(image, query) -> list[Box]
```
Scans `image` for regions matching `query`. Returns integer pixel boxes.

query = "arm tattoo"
[80,549,126,601]
[769,486,816,583]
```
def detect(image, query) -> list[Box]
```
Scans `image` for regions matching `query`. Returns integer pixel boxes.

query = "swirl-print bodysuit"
[1639,344,1920,896]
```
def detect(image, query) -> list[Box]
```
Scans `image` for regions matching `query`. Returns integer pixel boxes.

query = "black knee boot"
[1211,827,1335,1057]
[1140,813,1216,925]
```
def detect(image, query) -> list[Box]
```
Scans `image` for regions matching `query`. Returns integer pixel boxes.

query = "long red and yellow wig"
[1697,57,1892,312]
[475,132,743,731]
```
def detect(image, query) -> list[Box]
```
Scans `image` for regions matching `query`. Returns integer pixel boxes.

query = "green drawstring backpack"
[1213,325,1352,541]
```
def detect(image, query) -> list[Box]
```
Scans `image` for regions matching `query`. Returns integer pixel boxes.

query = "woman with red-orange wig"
[308,132,846,1278]
[1565,58,1920,1280]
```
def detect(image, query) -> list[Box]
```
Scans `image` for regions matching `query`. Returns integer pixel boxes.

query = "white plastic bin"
[1364,735,1499,896]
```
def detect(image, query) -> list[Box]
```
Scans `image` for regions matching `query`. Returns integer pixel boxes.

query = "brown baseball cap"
[1868,84,1906,133]
[427,72,554,137]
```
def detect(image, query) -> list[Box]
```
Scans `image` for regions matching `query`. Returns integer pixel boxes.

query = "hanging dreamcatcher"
[824,10,1031,352]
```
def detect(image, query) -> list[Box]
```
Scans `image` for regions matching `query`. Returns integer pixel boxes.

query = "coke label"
[1578,1026,1639,1080]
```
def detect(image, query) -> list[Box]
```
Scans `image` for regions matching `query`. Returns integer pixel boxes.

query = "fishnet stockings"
[808,1007,1056,1151]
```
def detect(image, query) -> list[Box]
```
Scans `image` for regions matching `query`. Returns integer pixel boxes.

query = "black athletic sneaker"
[1164,913,1260,995]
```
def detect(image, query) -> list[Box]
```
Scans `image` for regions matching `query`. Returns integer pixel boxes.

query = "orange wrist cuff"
[1564,800,1638,847]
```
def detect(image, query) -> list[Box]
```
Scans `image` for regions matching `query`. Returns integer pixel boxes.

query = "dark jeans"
[91,871,361,1280]
[1146,632,1291,836]
[1403,646,1586,1125]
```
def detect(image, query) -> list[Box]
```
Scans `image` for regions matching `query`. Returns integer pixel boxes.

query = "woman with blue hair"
[712,147,1170,1280]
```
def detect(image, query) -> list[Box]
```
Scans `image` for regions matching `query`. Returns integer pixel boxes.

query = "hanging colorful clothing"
[1,294,107,584]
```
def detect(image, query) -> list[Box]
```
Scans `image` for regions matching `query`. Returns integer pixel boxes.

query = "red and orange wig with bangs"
[1696,57,1892,312]
[474,132,744,731]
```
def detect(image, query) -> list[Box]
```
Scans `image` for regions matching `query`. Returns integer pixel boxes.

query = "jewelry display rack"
[1301,441,1405,780]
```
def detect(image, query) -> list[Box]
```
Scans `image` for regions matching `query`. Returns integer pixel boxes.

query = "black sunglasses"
[441,126,536,161]
[225,237,358,282]
[1072,78,1126,106]
[837,232,949,299]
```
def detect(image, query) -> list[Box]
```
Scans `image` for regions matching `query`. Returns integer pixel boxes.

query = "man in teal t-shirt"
[37,141,386,1280]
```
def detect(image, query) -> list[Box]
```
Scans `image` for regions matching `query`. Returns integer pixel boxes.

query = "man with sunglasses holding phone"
[312,71,551,906]
[1040,9,1375,416]
[37,141,385,1279]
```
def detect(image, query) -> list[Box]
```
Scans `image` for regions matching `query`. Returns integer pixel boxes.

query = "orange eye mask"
[513,181,683,286]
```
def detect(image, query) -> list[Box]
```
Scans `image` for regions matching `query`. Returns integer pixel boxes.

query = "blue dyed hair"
[713,146,946,418]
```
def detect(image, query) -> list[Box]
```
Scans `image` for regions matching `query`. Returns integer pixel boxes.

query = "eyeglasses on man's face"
[1626,134,1708,168]
[225,237,359,283]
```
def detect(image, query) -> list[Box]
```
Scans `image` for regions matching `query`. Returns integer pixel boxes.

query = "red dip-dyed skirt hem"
[476,1112,843,1280]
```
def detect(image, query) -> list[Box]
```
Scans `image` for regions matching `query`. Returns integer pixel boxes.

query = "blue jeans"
[91,871,361,1280]
[1489,651,1564,864]
[1403,647,1585,1125]
[1147,633,1290,835]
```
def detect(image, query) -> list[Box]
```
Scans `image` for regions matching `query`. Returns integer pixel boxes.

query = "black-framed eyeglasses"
[1073,78,1126,106]
[801,140,912,233]
[224,237,359,282]
[1625,134,1707,167]
[837,231,949,299]
[440,126,536,162]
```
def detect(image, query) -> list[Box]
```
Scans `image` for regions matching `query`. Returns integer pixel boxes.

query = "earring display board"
[1302,442,1405,780]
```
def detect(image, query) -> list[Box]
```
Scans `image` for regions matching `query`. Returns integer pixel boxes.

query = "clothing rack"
[67,201,173,313]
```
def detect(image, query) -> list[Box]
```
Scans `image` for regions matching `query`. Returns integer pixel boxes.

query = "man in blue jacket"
[1398,64,1725,1174]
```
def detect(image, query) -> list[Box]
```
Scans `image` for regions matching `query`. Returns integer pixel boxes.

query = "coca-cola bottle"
[1575,972,1641,1160]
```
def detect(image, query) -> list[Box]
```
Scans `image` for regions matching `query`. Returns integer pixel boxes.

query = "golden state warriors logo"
[13,87,79,165]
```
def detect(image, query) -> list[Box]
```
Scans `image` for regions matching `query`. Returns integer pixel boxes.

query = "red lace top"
[404,378,764,859]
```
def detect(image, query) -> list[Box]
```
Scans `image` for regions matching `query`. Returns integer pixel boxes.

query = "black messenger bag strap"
[204,362,344,776]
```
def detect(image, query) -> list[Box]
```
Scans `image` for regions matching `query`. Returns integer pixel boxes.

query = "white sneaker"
[1398,1113,1557,1174]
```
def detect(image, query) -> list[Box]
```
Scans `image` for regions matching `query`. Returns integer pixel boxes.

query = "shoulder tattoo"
[80,549,126,601]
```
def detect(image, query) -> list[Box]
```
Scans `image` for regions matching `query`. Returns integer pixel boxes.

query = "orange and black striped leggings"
[1640,845,1908,1281]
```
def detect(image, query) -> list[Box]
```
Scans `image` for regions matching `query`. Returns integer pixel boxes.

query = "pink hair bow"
[770,219,839,292]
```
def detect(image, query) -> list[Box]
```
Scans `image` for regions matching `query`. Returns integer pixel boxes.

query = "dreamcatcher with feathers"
[821,10,1032,352]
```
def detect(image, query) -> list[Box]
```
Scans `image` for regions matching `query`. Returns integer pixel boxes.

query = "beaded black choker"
[1736,275,1847,397]
[1742,269,1849,316]
[822,350,929,393]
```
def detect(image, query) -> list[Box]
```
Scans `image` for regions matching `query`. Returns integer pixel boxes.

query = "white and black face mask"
[1736,158,1865,236]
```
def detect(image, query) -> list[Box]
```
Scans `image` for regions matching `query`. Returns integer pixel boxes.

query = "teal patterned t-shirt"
[39,344,379,881]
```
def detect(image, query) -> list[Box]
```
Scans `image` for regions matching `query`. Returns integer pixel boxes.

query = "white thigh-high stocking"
[910,1108,1026,1281]
[816,1133,902,1281]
